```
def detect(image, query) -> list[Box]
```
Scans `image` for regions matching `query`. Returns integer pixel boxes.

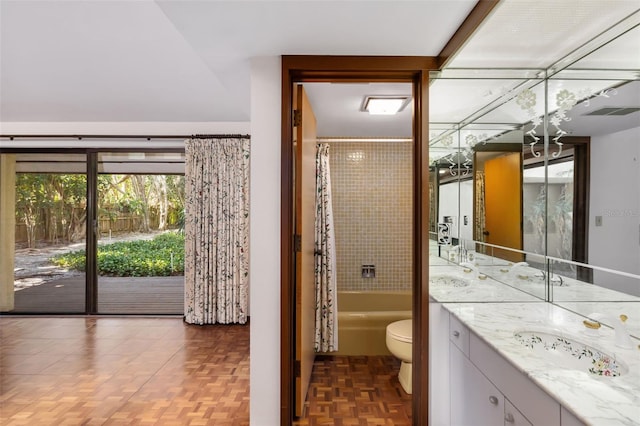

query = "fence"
[15,213,164,244]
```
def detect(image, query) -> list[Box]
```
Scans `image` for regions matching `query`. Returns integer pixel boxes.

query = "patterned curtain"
[475,171,486,244]
[184,137,250,325]
[314,143,338,352]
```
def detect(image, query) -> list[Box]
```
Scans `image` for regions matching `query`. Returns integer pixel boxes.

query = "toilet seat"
[386,319,412,343]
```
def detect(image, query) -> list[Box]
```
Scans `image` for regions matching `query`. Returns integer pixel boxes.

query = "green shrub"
[51,232,185,277]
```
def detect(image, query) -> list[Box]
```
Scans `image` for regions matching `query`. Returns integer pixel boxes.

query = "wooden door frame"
[280,4,500,424]
[281,56,434,425]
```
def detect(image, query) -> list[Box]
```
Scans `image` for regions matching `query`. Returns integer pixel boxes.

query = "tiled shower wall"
[328,142,412,291]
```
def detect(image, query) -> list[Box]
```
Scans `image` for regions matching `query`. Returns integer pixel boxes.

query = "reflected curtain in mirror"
[184,137,250,325]
[314,143,338,352]
[474,170,486,244]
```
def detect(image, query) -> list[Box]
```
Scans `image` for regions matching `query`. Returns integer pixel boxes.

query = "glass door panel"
[96,152,185,314]
[11,154,87,313]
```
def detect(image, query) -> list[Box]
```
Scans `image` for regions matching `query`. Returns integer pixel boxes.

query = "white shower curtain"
[184,137,250,325]
[314,143,338,352]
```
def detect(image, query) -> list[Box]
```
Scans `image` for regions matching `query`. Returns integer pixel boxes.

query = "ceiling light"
[362,96,411,115]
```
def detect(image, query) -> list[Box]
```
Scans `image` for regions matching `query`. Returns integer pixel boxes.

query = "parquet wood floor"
[0,317,249,425]
[293,355,412,426]
[2,317,411,425]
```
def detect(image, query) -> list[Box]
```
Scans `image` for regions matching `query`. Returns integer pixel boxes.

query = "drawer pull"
[452,330,460,337]
[505,413,515,423]
[489,395,499,405]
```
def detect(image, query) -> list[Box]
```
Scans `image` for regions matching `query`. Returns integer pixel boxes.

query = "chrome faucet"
[534,270,565,286]
[584,313,634,349]
[550,274,564,286]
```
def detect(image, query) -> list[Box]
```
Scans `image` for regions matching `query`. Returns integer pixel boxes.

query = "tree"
[15,174,46,248]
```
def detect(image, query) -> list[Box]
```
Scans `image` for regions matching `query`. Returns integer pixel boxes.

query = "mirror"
[429,73,549,301]
[428,21,640,305]
[546,25,640,329]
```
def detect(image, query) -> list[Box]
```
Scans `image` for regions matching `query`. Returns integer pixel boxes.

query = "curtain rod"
[317,137,412,143]
[1,134,251,140]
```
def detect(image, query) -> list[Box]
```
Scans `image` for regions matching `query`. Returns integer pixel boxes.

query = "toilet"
[386,319,412,394]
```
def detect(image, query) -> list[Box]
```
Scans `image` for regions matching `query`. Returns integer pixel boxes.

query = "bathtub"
[319,291,412,356]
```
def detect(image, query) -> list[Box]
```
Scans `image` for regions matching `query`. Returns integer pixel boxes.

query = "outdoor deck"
[10,276,184,315]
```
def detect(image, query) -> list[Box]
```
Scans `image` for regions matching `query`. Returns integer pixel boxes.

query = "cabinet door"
[450,342,504,426]
[504,399,533,426]
[561,407,586,426]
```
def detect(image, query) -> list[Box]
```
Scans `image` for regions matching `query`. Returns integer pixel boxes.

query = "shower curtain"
[184,137,250,325]
[314,143,338,352]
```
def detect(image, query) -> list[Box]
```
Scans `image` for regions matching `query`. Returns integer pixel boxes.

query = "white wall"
[459,179,473,242]
[439,181,460,239]
[249,56,281,425]
[439,179,472,242]
[590,126,640,295]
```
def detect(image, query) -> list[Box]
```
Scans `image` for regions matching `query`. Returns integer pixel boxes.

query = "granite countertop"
[443,302,640,426]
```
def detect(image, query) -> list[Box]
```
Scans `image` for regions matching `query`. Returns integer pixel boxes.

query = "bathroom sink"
[514,330,627,377]
[429,274,470,288]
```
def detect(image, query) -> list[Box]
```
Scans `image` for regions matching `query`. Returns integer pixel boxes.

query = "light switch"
[595,216,603,227]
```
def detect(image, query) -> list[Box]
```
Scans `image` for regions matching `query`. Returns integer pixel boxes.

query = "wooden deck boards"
[11,276,184,314]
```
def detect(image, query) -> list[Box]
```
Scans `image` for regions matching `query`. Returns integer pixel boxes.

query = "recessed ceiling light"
[361,96,411,115]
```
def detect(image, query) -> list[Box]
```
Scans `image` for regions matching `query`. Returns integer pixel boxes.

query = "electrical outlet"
[595,216,603,227]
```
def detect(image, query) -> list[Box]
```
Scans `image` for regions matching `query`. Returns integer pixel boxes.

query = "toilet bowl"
[386,319,412,394]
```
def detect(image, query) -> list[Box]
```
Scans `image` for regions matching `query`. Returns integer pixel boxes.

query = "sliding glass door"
[96,152,185,314]
[2,150,185,315]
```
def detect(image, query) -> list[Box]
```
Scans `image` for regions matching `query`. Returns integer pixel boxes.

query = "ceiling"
[305,1,640,139]
[0,0,638,142]
[0,0,476,123]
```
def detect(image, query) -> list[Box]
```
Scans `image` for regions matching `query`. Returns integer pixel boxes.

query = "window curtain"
[184,137,250,325]
[314,143,338,352]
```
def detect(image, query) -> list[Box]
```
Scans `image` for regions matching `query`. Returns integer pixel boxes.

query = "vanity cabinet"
[504,400,533,426]
[450,342,505,425]
[450,341,535,426]
[447,312,585,426]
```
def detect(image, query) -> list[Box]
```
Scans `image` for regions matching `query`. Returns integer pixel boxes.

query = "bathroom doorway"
[281,56,433,425]
[295,80,415,421]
